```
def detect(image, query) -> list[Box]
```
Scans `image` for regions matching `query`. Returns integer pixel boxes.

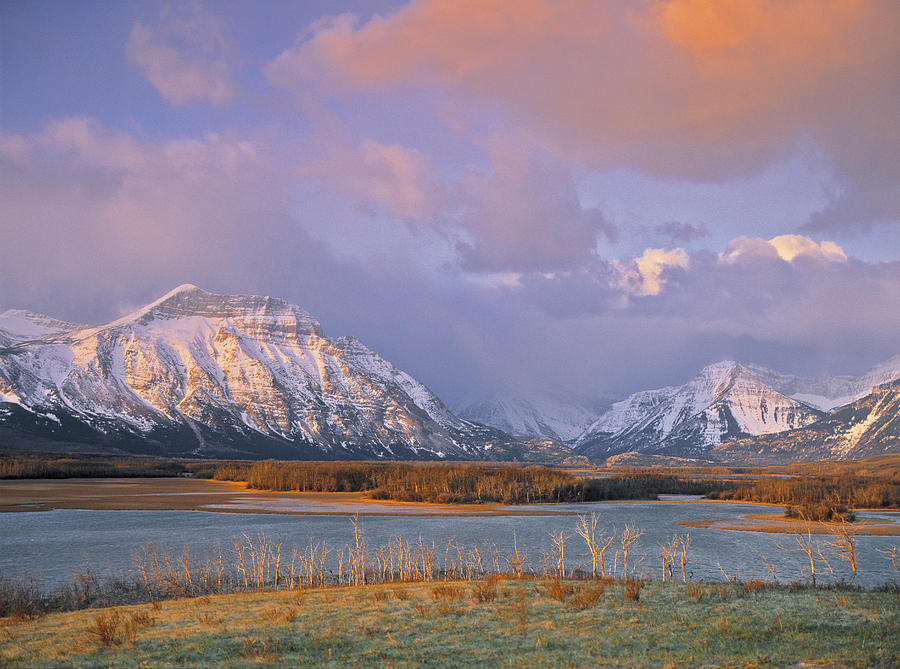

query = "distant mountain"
[0,285,580,463]
[0,310,87,346]
[574,361,824,459]
[713,381,900,464]
[747,355,900,411]
[457,395,609,443]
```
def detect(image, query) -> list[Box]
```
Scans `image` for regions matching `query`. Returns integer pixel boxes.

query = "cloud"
[2,118,898,405]
[127,2,237,106]
[301,139,441,219]
[655,221,710,243]
[721,234,847,264]
[267,0,900,231]
[453,138,615,272]
[615,247,689,296]
[0,118,326,317]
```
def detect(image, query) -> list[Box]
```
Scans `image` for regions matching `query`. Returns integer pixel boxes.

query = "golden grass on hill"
[2,579,897,668]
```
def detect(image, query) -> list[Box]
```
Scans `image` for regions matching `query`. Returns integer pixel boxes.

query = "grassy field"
[2,579,898,667]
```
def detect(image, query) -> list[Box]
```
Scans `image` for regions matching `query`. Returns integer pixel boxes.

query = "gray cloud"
[655,221,710,243]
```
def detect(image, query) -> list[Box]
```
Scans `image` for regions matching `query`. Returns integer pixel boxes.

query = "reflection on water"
[1,503,897,588]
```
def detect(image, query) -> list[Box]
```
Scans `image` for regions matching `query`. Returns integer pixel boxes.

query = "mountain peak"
[113,286,324,337]
[698,360,743,378]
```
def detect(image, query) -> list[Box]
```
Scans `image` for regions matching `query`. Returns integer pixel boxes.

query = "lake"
[1,485,898,588]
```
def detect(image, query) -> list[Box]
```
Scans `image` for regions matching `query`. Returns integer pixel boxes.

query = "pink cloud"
[301,139,441,219]
[453,137,614,272]
[267,0,899,229]
[127,3,237,106]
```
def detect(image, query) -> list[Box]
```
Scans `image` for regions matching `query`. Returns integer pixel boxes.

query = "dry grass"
[567,582,605,610]
[471,578,498,603]
[79,607,156,648]
[2,580,899,667]
[624,578,643,602]
[534,579,574,602]
[686,582,706,601]
[431,584,464,601]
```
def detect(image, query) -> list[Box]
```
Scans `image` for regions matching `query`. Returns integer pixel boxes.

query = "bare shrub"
[197,612,223,626]
[742,579,771,594]
[392,587,411,601]
[261,607,298,623]
[84,609,130,647]
[686,582,705,601]
[785,503,856,522]
[431,584,463,601]
[568,582,605,610]
[535,579,574,602]
[471,579,498,603]
[624,579,643,602]
[238,633,280,662]
[128,609,155,629]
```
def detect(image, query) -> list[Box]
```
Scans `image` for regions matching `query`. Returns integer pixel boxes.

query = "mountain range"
[0,285,576,463]
[1,285,898,464]
[452,358,900,464]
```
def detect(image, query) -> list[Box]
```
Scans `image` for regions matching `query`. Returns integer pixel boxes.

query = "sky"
[1,0,899,407]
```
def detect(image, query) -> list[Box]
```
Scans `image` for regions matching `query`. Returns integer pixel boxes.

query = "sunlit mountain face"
[0,286,579,463]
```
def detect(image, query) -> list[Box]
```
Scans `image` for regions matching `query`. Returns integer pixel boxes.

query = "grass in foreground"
[2,579,897,668]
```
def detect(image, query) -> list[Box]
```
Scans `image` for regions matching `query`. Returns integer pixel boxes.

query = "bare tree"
[824,519,857,579]
[677,534,691,582]
[782,524,818,585]
[621,524,643,579]
[549,530,569,578]
[575,514,616,578]
[876,545,899,572]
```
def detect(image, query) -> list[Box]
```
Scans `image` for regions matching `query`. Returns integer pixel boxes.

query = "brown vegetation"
[213,460,717,504]
[708,473,899,513]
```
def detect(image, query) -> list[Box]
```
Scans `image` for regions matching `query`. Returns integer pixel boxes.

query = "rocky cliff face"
[746,355,900,411]
[712,381,900,464]
[0,285,578,462]
[574,362,824,459]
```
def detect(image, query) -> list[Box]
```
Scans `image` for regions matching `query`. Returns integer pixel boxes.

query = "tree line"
[212,461,717,504]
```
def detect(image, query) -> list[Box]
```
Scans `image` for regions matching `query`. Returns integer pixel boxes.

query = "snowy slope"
[0,310,86,345]
[713,380,900,464]
[747,355,900,411]
[457,395,607,443]
[575,361,823,458]
[0,285,575,462]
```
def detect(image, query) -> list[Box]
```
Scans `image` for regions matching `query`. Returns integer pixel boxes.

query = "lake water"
[2,502,898,588]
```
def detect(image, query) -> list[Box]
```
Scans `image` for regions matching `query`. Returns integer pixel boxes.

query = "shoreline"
[678,512,900,536]
[1,478,897,528]
[0,477,718,517]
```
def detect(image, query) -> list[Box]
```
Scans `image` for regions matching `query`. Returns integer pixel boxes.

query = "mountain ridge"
[0,286,579,463]
[573,361,824,459]
[712,380,900,464]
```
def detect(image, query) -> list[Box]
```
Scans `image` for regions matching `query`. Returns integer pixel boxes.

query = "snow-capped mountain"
[713,380,900,464]
[0,285,579,462]
[0,310,87,346]
[747,355,900,411]
[574,361,824,458]
[457,395,609,443]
